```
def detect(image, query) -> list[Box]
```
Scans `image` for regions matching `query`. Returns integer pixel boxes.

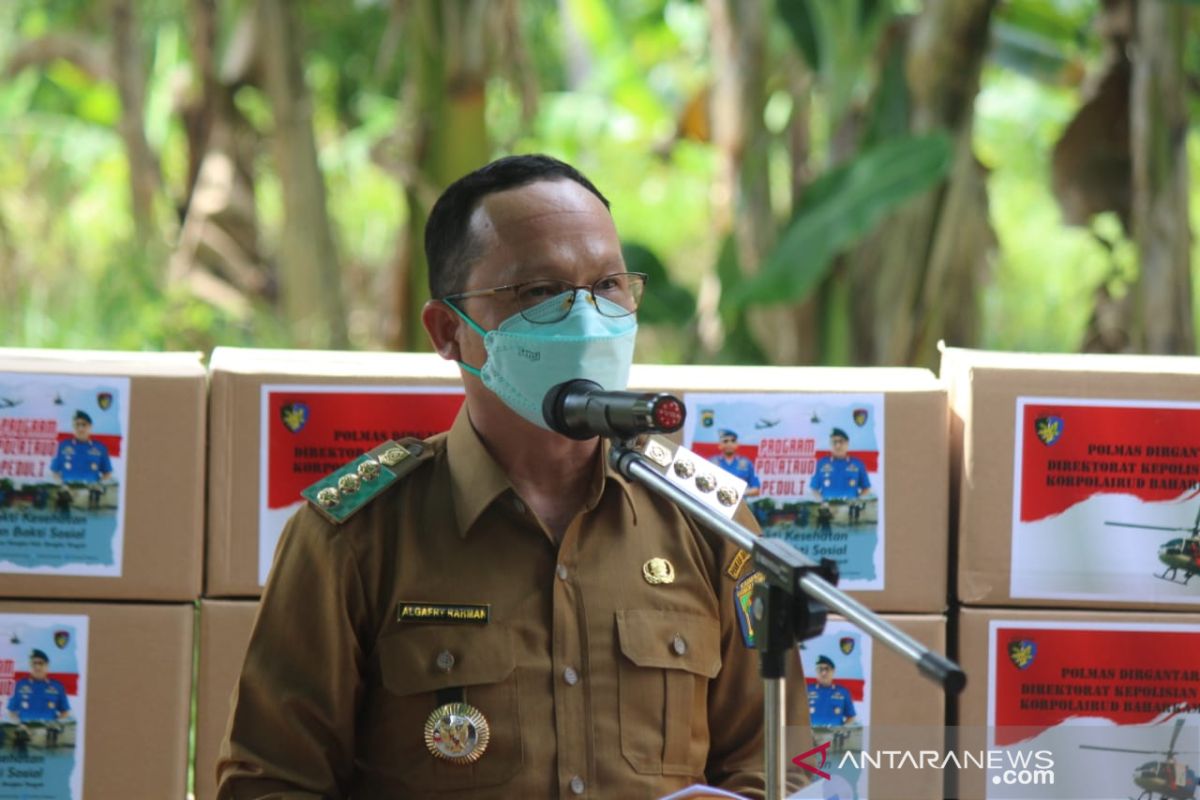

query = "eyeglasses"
[442,272,647,324]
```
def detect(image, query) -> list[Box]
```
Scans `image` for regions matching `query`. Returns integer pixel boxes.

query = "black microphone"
[542,379,686,440]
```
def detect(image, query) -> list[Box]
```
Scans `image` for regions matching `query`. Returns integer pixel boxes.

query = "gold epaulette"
[302,439,429,524]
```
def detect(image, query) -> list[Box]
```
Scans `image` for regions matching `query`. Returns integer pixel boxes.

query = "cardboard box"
[195,599,257,800]
[796,613,948,799]
[956,607,1200,800]
[628,364,949,613]
[942,346,1200,610]
[205,348,465,597]
[0,600,193,799]
[0,349,206,600]
[193,602,946,800]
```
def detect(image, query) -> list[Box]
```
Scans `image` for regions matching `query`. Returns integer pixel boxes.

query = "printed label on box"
[0,613,89,799]
[259,385,464,584]
[683,393,885,589]
[791,621,872,798]
[1011,398,1200,603]
[987,619,1200,799]
[0,375,130,576]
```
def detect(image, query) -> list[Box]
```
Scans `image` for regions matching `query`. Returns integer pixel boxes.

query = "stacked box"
[195,600,257,800]
[205,347,464,597]
[941,347,1200,610]
[628,364,949,612]
[956,607,1200,800]
[0,349,206,600]
[0,600,193,799]
[791,613,948,799]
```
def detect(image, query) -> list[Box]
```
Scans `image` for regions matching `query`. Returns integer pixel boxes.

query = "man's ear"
[421,300,462,362]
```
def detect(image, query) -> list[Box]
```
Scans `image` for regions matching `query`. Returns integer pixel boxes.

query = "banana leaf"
[723,132,953,310]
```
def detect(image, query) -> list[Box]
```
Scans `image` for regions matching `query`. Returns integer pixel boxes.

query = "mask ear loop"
[444,299,487,377]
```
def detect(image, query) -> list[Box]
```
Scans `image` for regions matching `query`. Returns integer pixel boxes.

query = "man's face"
[30,657,48,680]
[452,179,626,372]
[720,436,738,457]
[816,663,835,687]
[830,435,849,458]
[72,419,92,441]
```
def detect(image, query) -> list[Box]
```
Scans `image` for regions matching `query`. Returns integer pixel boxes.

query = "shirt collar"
[446,406,638,539]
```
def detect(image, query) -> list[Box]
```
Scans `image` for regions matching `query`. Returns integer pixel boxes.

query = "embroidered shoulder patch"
[733,570,766,648]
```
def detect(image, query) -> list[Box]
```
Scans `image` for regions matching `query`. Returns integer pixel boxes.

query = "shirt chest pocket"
[615,609,721,777]
[374,624,522,791]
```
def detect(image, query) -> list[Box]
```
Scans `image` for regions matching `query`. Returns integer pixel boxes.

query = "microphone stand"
[607,435,966,800]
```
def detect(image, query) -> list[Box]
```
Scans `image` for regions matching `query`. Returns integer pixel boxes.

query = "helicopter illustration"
[1105,501,1200,586]
[1080,717,1198,800]
[0,397,20,409]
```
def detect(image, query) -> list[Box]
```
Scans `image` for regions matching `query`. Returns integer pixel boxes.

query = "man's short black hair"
[73,411,92,424]
[424,154,611,299]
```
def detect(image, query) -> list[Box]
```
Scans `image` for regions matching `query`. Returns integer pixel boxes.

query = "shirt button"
[556,564,569,581]
[672,634,687,656]
[435,650,455,672]
[569,775,585,795]
[563,666,579,686]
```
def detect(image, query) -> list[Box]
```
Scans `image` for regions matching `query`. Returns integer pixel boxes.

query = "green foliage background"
[0,0,1197,360]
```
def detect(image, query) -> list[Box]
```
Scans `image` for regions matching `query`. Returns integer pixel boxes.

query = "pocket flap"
[615,610,720,678]
[378,624,516,697]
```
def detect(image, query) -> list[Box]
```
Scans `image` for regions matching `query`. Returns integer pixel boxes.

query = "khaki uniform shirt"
[218,408,812,799]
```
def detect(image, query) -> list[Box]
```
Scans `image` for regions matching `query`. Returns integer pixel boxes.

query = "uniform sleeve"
[57,683,69,714]
[49,443,64,474]
[702,503,813,799]
[857,458,871,491]
[6,684,18,714]
[98,446,113,475]
[216,506,372,800]
[842,689,857,720]
[743,460,761,490]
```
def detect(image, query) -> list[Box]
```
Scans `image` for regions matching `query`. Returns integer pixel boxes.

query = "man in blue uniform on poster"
[808,655,857,727]
[6,649,71,724]
[810,427,870,524]
[50,410,113,509]
[709,429,761,497]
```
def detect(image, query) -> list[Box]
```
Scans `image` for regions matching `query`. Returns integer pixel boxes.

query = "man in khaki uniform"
[218,155,811,799]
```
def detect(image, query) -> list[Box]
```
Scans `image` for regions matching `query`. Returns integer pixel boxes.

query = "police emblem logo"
[424,702,490,764]
[96,392,112,411]
[280,402,309,434]
[54,630,69,649]
[853,408,868,426]
[839,636,854,655]
[701,409,714,428]
[643,558,675,585]
[1008,639,1037,670]
[1034,415,1064,446]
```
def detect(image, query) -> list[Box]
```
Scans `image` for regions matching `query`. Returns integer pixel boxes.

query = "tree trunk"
[111,0,160,244]
[391,0,490,351]
[784,50,821,366]
[168,0,271,319]
[707,0,808,364]
[846,0,997,367]
[257,0,348,348]
[1130,0,1193,354]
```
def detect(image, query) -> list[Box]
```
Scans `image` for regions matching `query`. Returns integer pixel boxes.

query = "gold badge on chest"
[424,702,490,764]
[642,557,675,585]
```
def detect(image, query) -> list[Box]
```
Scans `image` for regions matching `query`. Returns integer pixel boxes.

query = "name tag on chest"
[397,602,490,625]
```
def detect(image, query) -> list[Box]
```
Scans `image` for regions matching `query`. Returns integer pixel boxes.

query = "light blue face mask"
[449,291,638,431]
